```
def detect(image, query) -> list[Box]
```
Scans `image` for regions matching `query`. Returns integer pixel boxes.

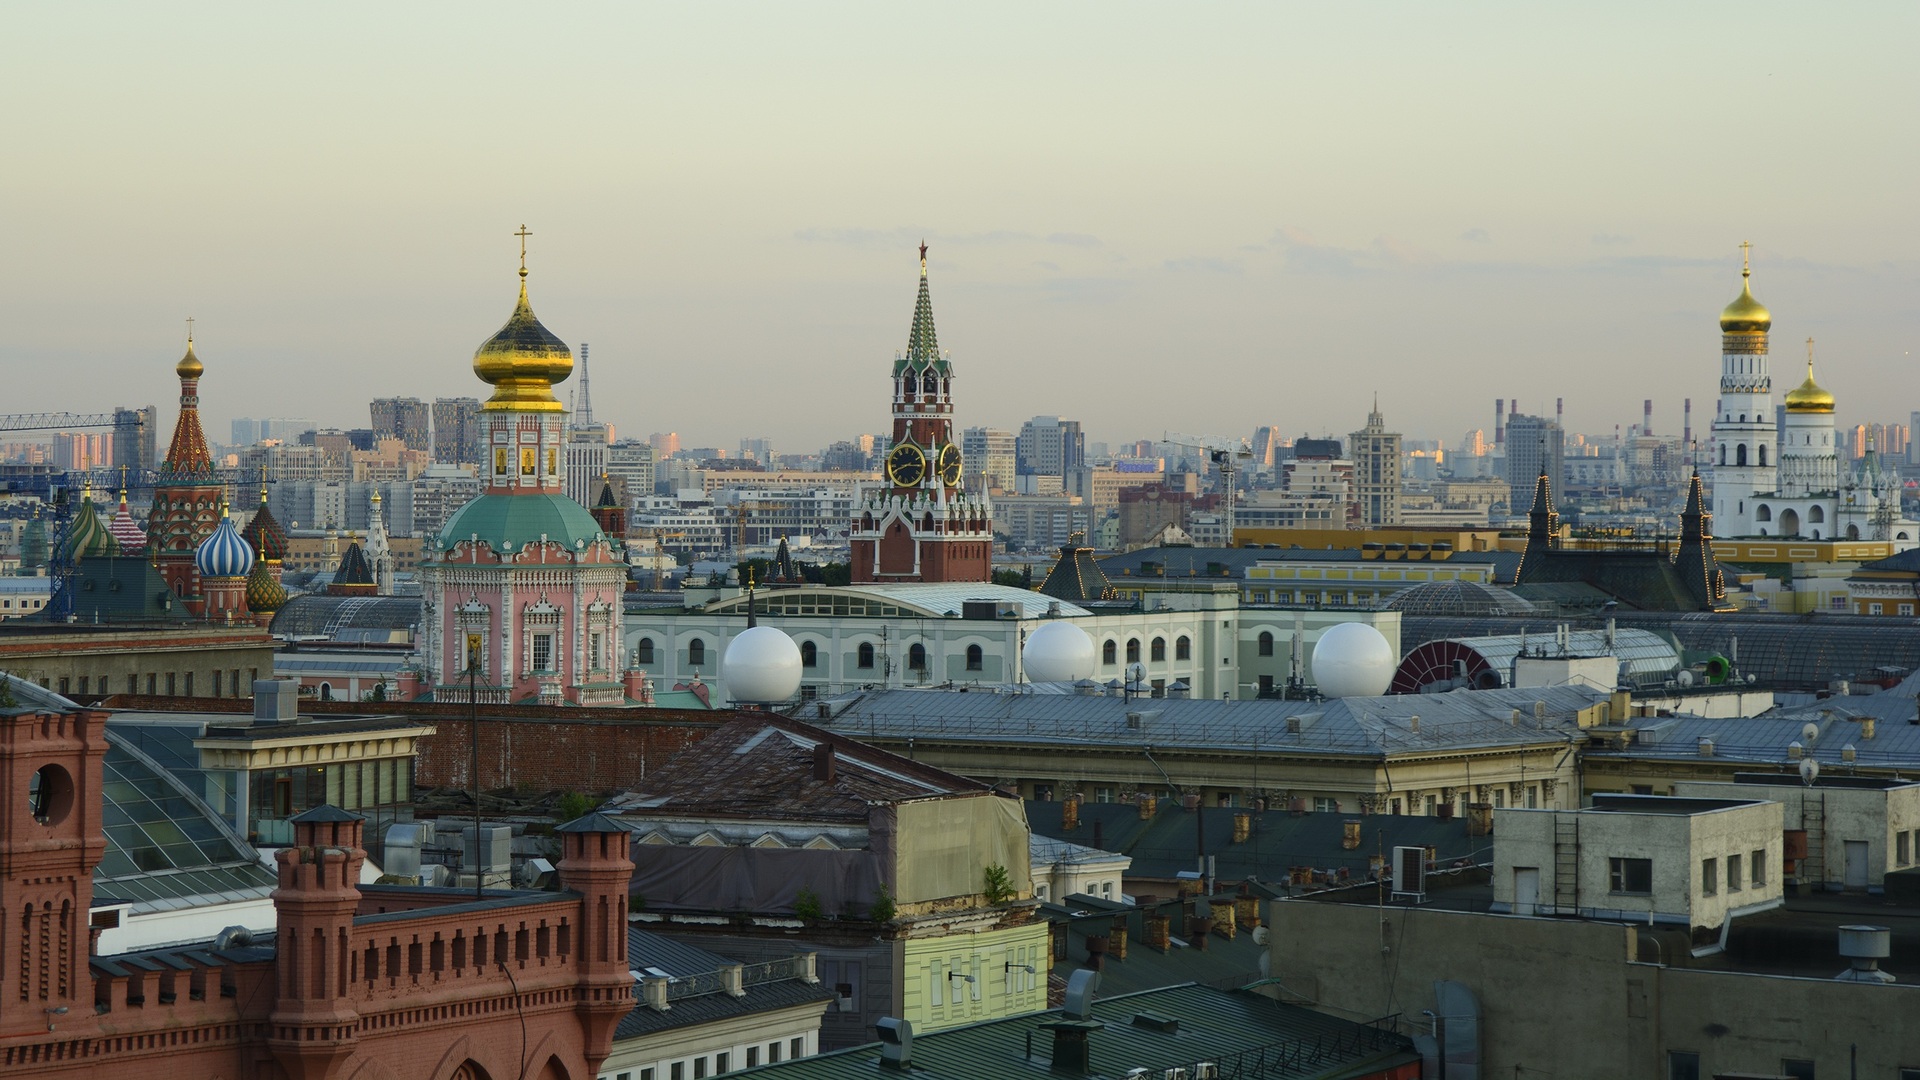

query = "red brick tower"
[267,806,366,1080]
[849,245,994,583]
[555,811,636,1075]
[0,688,108,1041]
[148,333,225,612]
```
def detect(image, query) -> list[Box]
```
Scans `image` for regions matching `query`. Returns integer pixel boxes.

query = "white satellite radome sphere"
[722,626,804,704]
[1024,621,1097,683]
[1311,622,1396,698]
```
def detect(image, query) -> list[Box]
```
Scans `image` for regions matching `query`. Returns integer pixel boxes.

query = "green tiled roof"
[892,264,952,378]
[434,493,609,554]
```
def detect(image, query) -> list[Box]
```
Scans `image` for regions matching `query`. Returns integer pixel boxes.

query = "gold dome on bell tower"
[1783,339,1835,414]
[1719,241,1773,335]
[472,225,573,413]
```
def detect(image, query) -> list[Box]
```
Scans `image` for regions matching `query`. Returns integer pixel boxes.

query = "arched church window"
[1759,445,1767,466]
[1737,445,1748,466]
[1126,639,1141,664]
[687,639,706,668]
[800,640,818,668]
[1102,640,1117,665]
[1176,636,1192,661]
[966,644,983,671]
[637,638,655,664]
[1809,505,1825,523]
[1150,638,1166,662]
[857,642,875,669]
[1755,505,1771,522]
[908,643,927,671]
[1258,631,1274,657]
[1719,444,1727,466]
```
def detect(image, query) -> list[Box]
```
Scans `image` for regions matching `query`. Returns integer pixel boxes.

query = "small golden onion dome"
[472,276,572,412]
[176,339,204,379]
[1783,362,1835,413]
[1720,273,1772,334]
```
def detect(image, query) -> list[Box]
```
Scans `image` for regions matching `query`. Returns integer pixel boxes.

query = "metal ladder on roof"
[1552,816,1580,914]
[1802,793,1826,889]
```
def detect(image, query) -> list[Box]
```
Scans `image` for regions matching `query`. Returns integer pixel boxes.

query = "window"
[714,1053,728,1073]
[694,1057,707,1079]
[1751,849,1766,887]
[800,640,818,668]
[908,643,927,671]
[747,1047,759,1068]
[790,1038,804,1060]
[212,671,222,697]
[1609,857,1652,894]
[1258,674,1274,696]
[1150,638,1166,661]
[768,1043,781,1064]
[857,642,875,669]
[1102,640,1116,665]
[966,644,983,671]
[532,633,553,672]
[637,638,655,664]
[1314,797,1338,813]
[1175,635,1190,660]
[1781,1059,1815,1080]
[1901,832,1912,867]
[687,639,706,667]
[1727,853,1742,892]
[1667,1051,1701,1080]
[1126,639,1140,664]
[1701,857,1717,896]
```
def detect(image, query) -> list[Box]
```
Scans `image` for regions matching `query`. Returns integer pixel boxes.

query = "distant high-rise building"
[1348,400,1403,527]
[962,427,1016,494]
[564,422,610,507]
[431,397,482,465]
[1015,416,1084,477]
[111,406,156,476]
[1504,413,1564,511]
[649,432,680,457]
[371,397,431,450]
[605,440,656,503]
[740,438,775,465]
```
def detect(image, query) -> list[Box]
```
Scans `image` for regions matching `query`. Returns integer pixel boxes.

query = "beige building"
[1675,776,1920,891]
[0,622,276,700]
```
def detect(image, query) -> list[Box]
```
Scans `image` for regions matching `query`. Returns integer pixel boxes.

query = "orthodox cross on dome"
[185,316,195,342]
[516,224,532,278]
[1739,240,1752,277]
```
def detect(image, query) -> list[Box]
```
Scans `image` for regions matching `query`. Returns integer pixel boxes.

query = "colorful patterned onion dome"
[194,504,255,579]
[240,488,289,562]
[107,488,147,551]
[61,486,120,560]
[244,557,287,613]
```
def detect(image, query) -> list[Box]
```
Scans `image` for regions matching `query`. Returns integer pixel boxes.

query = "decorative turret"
[1674,471,1730,610]
[267,805,365,1080]
[327,538,377,597]
[60,484,120,562]
[245,557,288,620]
[195,503,256,581]
[106,484,147,553]
[241,486,290,563]
[149,328,227,610]
[555,812,637,1075]
[472,225,573,413]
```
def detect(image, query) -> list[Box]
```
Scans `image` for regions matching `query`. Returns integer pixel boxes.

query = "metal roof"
[707,583,1088,620]
[1590,697,1920,772]
[729,982,1416,1079]
[825,685,1606,759]
[95,730,276,913]
[1410,627,1680,686]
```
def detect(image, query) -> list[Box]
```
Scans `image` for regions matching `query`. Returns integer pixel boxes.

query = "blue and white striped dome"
[195,510,255,579]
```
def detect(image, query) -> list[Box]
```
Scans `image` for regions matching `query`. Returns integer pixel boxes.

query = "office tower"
[371,397,431,450]
[1504,413,1564,511]
[431,397,482,465]
[1016,416,1085,477]
[1348,400,1403,527]
[962,427,1017,493]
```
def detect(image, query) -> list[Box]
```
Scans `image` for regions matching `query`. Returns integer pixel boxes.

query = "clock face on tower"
[886,443,927,487]
[937,443,963,486]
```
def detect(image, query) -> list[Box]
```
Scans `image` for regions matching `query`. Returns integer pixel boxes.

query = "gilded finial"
[919,239,928,278]
[1739,240,1752,279]
[118,464,129,499]
[186,315,195,343]
[515,224,532,280]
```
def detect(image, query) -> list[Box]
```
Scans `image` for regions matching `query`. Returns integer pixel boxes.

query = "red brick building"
[0,680,636,1079]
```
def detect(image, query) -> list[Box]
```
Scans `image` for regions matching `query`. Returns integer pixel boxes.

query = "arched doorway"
[1779,508,1800,536]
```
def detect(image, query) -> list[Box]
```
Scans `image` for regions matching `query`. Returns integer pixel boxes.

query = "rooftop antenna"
[575,342,593,426]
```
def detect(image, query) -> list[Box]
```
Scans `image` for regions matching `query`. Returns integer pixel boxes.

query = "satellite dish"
[1800,758,1820,786]
[1252,926,1271,946]
[1125,662,1147,684]
[1803,722,1821,744]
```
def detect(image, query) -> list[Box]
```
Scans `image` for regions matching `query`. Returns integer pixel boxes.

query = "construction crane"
[0,412,127,434]
[1162,432,1254,545]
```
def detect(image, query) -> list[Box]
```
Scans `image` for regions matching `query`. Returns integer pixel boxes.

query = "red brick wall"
[416,712,722,793]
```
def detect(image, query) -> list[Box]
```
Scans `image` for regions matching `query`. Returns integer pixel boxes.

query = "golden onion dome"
[1783,360,1835,414]
[176,338,204,379]
[472,268,572,412]
[1720,248,1771,334]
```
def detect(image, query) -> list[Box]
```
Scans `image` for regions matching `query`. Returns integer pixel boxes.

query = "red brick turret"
[268,805,366,1080]
[556,811,636,1074]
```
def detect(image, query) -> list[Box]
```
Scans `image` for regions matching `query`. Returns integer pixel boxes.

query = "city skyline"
[5,4,1917,449]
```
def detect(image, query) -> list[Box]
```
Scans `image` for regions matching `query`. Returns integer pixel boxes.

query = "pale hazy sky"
[5,3,1917,452]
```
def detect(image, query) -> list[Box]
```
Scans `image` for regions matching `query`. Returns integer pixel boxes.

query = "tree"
[991,568,1027,588]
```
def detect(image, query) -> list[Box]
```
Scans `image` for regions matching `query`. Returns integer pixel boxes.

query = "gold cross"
[185,315,195,342]
[515,224,532,274]
[1739,240,1752,275]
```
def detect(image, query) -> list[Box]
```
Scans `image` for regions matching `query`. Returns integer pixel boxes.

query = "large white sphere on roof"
[1311,622,1396,698]
[722,626,804,704]
[1024,621,1097,683]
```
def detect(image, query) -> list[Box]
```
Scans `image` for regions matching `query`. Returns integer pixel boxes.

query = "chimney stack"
[1683,398,1692,449]
[1644,399,1654,437]
[811,743,836,783]
[1342,819,1362,850]
[1555,397,1563,430]
[1062,795,1080,832]
[1495,399,1506,448]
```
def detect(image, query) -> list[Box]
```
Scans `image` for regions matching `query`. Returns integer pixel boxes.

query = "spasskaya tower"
[849,245,994,584]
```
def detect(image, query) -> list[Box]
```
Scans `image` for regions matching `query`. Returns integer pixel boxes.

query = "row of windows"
[1699,850,1768,896]
[44,669,261,699]
[635,638,985,673]
[1098,636,1192,665]
[607,1036,807,1080]
[0,597,47,611]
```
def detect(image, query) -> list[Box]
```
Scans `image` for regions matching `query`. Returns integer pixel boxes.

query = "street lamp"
[467,632,483,901]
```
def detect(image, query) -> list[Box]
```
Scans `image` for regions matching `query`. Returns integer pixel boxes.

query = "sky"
[4,2,1917,453]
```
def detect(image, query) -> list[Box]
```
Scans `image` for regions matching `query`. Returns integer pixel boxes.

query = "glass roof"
[95,730,275,912]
